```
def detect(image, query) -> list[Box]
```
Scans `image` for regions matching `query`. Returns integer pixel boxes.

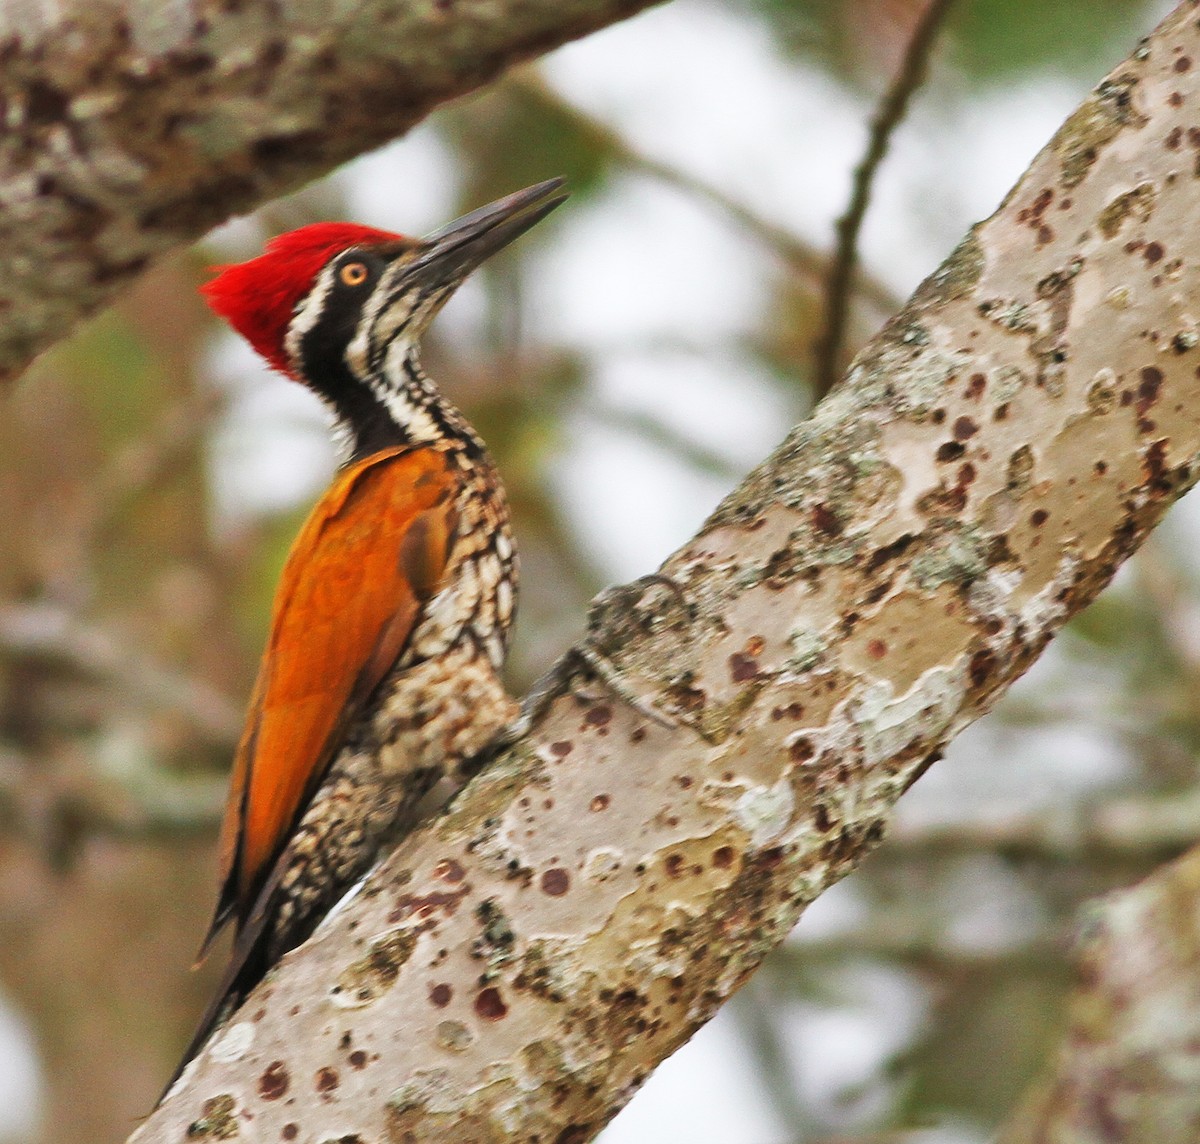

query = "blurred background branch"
[812,0,958,397]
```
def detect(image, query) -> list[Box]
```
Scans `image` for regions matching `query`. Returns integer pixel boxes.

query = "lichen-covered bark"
[135,3,1200,1140]
[0,0,660,384]
[998,842,1200,1144]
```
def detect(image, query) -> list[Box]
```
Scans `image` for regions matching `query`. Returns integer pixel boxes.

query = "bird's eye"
[339,261,370,287]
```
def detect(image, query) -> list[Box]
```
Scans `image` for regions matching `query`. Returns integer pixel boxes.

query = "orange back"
[211,445,460,939]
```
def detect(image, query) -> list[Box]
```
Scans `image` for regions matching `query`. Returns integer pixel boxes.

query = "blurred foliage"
[744,0,1155,85]
[0,1,1193,1142]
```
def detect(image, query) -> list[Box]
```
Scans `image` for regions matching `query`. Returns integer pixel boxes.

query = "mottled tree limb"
[0,0,663,385]
[134,3,1200,1139]
[998,842,1200,1144]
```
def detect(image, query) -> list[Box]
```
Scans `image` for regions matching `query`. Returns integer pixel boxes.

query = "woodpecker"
[164,178,566,1096]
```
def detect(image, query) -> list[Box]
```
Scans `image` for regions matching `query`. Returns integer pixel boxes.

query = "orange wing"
[203,444,460,951]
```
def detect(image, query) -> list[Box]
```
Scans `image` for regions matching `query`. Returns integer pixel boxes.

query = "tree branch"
[0,0,663,386]
[136,4,1200,1138]
[813,0,958,396]
[998,843,1200,1144]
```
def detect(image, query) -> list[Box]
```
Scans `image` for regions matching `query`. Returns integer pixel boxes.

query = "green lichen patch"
[437,740,544,843]
[332,928,417,1007]
[909,526,987,592]
[472,898,516,977]
[1097,181,1157,237]
[185,1093,239,1139]
[911,226,985,307]
[1053,73,1147,188]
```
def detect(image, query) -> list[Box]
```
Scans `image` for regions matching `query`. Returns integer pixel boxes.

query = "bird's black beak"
[412,178,568,290]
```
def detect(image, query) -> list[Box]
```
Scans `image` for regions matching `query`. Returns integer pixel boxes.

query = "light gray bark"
[0,0,661,384]
[131,2,1200,1140]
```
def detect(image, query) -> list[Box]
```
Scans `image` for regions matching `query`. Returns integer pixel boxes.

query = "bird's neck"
[330,346,486,467]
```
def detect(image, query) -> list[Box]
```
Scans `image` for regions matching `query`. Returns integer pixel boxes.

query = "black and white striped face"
[280,241,460,458]
[279,178,567,461]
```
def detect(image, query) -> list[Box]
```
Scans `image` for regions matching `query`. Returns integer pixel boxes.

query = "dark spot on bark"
[867,638,887,659]
[1030,509,1049,527]
[936,441,966,463]
[550,740,572,758]
[789,737,814,762]
[771,702,805,721]
[1144,241,1165,264]
[866,533,914,573]
[429,982,452,1008]
[475,987,508,1020]
[556,1126,593,1144]
[713,846,735,869]
[590,793,610,811]
[728,652,759,682]
[282,1125,298,1141]
[953,416,979,440]
[1143,439,1171,491]
[1172,332,1195,353]
[584,705,612,727]
[348,1050,367,1069]
[1137,365,1163,413]
[389,886,468,924]
[261,39,286,68]
[1176,55,1192,71]
[665,854,684,878]
[969,648,997,687]
[631,725,646,743]
[667,680,706,716]
[1168,125,1184,149]
[433,858,465,883]
[250,127,318,161]
[315,1066,339,1094]
[677,774,693,789]
[995,402,1009,421]
[965,372,986,399]
[259,1061,289,1101]
[166,47,214,75]
[541,867,570,896]
[958,462,977,485]
[811,502,842,536]
[1095,460,1109,475]
[931,408,946,424]
[25,80,67,124]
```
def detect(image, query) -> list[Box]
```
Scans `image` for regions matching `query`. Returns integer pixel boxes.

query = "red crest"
[201,223,403,376]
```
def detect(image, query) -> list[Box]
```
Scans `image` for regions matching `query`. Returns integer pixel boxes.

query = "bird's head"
[201,179,566,448]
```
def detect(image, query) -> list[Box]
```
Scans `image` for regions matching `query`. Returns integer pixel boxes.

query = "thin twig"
[813,0,958,397]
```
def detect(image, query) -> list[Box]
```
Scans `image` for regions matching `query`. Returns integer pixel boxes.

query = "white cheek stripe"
[283,263,337,372]
[344,259,407,377]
